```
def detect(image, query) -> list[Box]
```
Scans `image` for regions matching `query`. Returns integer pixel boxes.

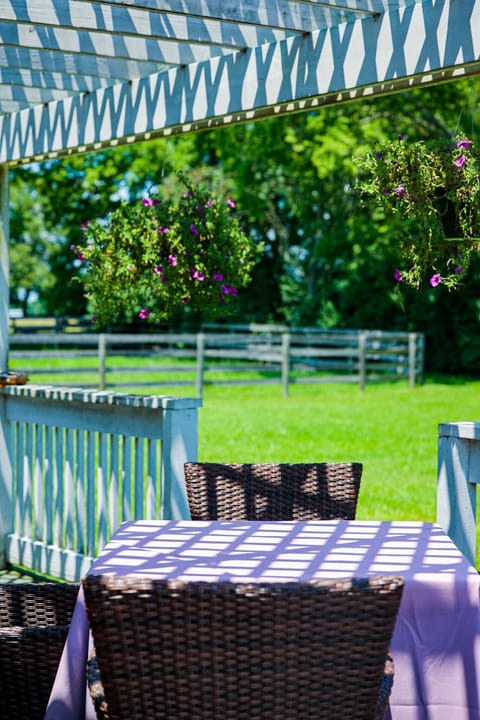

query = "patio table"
[44,519,480,720]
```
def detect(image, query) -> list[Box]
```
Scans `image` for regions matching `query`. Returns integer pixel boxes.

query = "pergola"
[0,0,479,365]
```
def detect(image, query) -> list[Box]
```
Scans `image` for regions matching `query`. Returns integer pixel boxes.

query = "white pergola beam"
[0,0,479,164]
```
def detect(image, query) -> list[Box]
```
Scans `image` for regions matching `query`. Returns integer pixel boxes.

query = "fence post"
[408,333,417,388]
[0,394,12,568]
[196,332,205,398]
[0,164,9,372]
[437,422,480,568]
[98,334,107,390]
[161,399,201,520]
[281,333,290,398]
[358,333,367,391]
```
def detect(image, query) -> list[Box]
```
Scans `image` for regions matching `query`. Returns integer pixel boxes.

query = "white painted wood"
[134,435,144,519]
[437,423,480,567]
[0,395,12,566]
[65,427,75,550]
[0,384,201,576]
[0,164,8,370]
[76,429,86,555]
[1,1,479,164]
[86,430,96,558]
[161,406,197,520]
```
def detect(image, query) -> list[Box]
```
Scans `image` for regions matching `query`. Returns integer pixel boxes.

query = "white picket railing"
[437,422,480,568]
[0,385,201,581]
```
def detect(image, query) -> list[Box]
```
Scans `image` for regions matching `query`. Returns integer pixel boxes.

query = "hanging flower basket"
[355,135,480,289]
[75,173,260,326]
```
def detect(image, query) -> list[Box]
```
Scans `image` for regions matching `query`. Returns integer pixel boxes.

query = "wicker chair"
[0,582,79,720]
[183,462,363,521]
[83,573,403,720]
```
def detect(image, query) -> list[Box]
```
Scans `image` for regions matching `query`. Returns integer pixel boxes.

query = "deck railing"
[0,385,201,581]
[437,422,480,567]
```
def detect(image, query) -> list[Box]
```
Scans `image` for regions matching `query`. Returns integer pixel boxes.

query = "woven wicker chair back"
[83,573,403,720]
[184,462,363,521]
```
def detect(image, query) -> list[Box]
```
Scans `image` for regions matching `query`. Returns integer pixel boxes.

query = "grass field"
[197,376,480,566]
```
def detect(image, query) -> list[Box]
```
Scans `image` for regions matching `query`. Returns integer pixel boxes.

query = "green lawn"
[197,377,480,544]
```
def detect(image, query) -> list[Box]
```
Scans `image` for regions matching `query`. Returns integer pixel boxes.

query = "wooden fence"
[8,323,425,396]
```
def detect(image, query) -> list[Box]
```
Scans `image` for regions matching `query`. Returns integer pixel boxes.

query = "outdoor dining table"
[44,519,480,720]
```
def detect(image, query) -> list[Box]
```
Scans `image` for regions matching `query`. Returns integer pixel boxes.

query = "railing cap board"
[438,422,480,440]
[0,384,202,410]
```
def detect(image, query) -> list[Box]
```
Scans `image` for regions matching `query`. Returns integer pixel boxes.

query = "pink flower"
[457,140,472,149]
[393,268,403,282]
[168,254,177,266]
[430,273,442,287]
[157,226,168,234]
[81,220,90,230]
[142,198,155,206]
[454,154,466,168]
[395,184,407,197]
[190,269,205,281]
[227,198,236,209]
[154,265,163,275]
[138,309,152,319]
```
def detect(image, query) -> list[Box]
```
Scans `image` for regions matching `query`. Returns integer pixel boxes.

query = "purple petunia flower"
[190,269,205,281]
[142,198,155,207]
[227,198,236,209]
[81,220,90,230]
[154,265,163,275]
[430,273,442,287]
[212,273,224,282]
[221,283,238,296]
[457,140,472,149]
[393,269,403,282]
[190,225,199,235]
[138,309,152,319]
[455,265,464,274]
[395,184,407,197]
[455,154,466,168]
[157,226,168,234]
[168,254,177,266]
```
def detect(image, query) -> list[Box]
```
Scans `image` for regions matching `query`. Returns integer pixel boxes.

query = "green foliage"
[76,173,261,327]
[10,75,480,374]
[355,135,480,289]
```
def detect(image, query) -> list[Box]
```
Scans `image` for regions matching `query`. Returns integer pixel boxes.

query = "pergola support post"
[0,164,8,372]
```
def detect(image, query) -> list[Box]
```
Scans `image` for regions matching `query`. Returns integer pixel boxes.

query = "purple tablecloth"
[45,519,480,720]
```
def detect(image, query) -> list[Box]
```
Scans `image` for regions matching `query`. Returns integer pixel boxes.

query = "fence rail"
[8,324,425,395]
